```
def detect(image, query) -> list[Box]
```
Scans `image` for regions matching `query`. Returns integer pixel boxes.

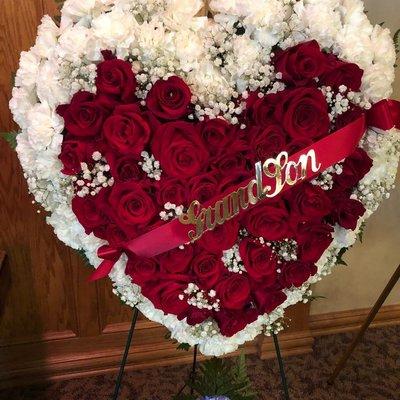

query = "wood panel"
[0,0,315,389]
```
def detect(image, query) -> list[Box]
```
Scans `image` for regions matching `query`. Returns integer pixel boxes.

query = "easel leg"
[272,333,291,400]
[190,345,198,395]
[328,264,400,384]
[112,307,139,400]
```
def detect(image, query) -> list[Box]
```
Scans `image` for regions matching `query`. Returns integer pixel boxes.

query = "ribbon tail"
[368,99,400,130]
[88,259,117,282]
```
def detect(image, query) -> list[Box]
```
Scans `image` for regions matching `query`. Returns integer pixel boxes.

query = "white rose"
[33,16,59,59]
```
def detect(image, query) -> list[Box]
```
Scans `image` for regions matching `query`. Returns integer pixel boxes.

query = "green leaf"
[76,248,92,268]
[180,353,256,400]
[177,343,191,351]
[336,247,348,266]
[1,131,18,150]
[357,221,366,243]
[394,28,400,55]
[54,0,65,10]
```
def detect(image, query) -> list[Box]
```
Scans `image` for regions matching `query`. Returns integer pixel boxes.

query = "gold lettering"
[179,149,321,242]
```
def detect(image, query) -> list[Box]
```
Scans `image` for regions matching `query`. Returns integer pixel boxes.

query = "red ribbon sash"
[89,99,400,282]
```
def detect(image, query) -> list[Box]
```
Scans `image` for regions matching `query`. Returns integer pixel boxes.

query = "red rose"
[93,222,128,245]
[296,221,333,262]
[158,245,194,274]
[189,172,219,204]
[125,253,159,285]
[151,121,208,178]
[274,40,327,85]
[156,177,188,207]
[243,201,291,241]
[186,308,212,325]
[198,219,239,254]
[72,193,109,234]
[57,91,107,138]
[287,182,332,220]
[239,238,277,285]
[275,87,330,140]
[146,76,192,120]
[215,309,259,337]
[107,153,144,182]
[279,261,317,288]
[201,118,231,156]
[58,139,94,175]
[335,106,364,130]
[218,170,254,197]
[251,124,287,161]
[320,55,364,91]
[108,181,157,230]
[329,195,365,230]
[192,252,225,289]
[216,274,251,310]
[213,139,249,176]
[102,105,151,156]
[96,56,137,103]
[251,92,282,126]
[143,280,190,317]
[334,148,373,189]
[254,289,287,314]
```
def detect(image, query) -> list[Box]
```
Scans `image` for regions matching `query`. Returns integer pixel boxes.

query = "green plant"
[174,353,256,400]
[1,131,18,150]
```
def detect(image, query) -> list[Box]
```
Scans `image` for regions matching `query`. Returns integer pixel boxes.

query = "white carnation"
[164,0,204,30]
[26,102,63,151]
[9,87,37,130]
[33,16,59,59]
[15,51,41,89]
[92,7,137,50]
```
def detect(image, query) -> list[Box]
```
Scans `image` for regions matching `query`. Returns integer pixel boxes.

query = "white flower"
[57,25,93,61]
[362,63,395,103]
[61,0,96,23]
[15,51,41,89]
[173,29,205,71]
[26,102,63,151]
[33,16,59,59]
[164,0,204,30]
[9,87,37,130]
[92,7,137,50]
[370,24,396,66]
[36,60,70,106]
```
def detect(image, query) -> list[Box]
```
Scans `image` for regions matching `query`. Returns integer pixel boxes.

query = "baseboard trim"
[309,304,400,337]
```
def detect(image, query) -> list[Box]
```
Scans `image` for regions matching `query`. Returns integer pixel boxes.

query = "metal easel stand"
[112,309,291,400]
[112,308,139,400]
[328,263,400,384]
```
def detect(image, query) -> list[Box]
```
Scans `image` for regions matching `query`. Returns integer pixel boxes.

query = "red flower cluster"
[58,43,372,337]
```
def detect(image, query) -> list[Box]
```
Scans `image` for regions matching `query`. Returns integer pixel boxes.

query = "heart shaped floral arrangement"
[10,0,400,356]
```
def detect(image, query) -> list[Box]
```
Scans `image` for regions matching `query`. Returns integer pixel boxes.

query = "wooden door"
[0,0,313,388]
